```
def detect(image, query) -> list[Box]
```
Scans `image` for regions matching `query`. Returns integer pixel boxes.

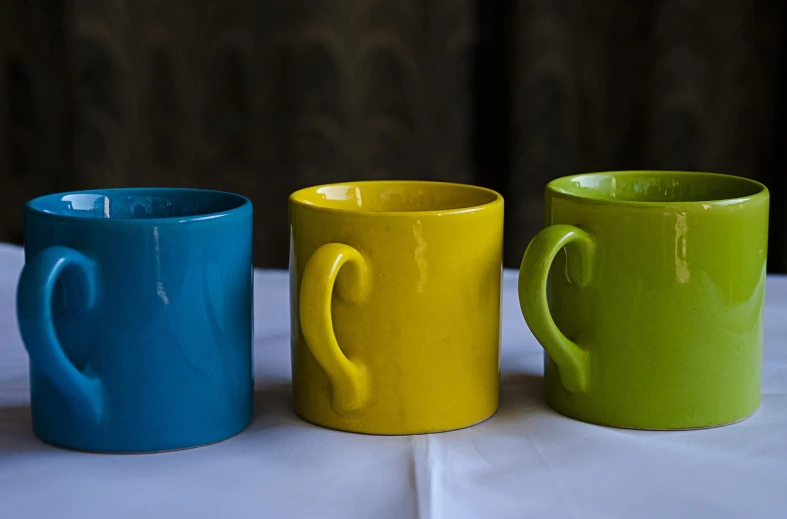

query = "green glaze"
[519,171,769,430]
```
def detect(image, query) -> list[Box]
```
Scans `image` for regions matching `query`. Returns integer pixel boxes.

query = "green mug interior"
[549,171,766,205]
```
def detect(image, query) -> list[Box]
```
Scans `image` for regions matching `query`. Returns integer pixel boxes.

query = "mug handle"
[299,243,370,413]
[518,225,595,393]
[16,246,105,422]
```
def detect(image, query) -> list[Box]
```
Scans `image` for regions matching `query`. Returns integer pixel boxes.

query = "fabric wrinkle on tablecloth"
[0,243,785,519]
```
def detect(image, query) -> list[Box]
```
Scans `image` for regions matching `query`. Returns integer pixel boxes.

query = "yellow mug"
[289,181,504,434]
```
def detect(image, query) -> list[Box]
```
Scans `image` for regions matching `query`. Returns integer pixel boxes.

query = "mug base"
[32,417,252,454]
[547,401,757,431]
[294,405,499,436]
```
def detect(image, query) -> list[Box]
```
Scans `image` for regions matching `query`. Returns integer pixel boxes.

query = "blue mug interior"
[28,189,248,220]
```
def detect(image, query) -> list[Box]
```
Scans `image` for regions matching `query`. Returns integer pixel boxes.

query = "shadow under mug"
[16,188,254,453]
[519,171,769,430]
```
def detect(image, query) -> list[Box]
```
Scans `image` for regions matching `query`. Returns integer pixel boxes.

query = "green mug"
[518,171,769,430]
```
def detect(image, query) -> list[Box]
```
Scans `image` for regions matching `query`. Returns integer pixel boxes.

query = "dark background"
[0,0,785,271]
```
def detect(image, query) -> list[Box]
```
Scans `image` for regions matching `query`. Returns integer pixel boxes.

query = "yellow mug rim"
[289,180,503,217]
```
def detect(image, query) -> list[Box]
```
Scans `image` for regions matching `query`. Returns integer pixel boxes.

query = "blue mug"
[16,188,254,453]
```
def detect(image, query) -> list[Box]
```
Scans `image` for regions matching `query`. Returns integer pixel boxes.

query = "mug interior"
[549,171,766,204]
[290,181,500,214]
[28,189,248,220]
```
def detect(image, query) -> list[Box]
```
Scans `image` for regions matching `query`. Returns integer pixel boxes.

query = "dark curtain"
[1,0,785,271]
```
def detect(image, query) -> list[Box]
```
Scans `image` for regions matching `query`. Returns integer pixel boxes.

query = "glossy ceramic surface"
[289,181,504,434]
[519,171,769,429]
[17,188,254,452]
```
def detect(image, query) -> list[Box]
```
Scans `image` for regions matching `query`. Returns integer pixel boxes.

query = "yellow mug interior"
[290,181,501,214]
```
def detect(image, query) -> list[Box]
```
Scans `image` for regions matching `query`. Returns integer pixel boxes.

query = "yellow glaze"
[289,181,504,434]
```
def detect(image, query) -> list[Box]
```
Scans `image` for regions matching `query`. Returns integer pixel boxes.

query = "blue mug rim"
[25,187,252,225]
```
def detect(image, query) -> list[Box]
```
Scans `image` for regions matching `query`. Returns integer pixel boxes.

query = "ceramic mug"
[289,181,504,434]
[518,171,769,430]
[17,188,254,452]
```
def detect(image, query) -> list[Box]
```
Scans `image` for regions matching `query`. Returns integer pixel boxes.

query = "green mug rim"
[547,170,769,208]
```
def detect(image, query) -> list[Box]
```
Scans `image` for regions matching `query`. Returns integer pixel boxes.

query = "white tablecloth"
[1,243,785,519]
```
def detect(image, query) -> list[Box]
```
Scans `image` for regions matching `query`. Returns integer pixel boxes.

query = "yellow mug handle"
[299,243,371,413]
[518,225,594,393]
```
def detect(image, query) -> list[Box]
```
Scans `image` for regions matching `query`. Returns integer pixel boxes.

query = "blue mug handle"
[17,246,105,422]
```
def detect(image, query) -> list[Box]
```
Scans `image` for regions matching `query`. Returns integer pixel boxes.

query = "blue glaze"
[17,188,253,453]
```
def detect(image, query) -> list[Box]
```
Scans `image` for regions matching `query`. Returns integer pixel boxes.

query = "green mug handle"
[518,224,595,393]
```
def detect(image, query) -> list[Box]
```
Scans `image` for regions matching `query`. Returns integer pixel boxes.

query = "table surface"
[1,243,785,519]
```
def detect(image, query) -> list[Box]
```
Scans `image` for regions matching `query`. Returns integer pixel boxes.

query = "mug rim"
[289,180,503,217]
[547,170,769,208]
[25,187,252,225]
